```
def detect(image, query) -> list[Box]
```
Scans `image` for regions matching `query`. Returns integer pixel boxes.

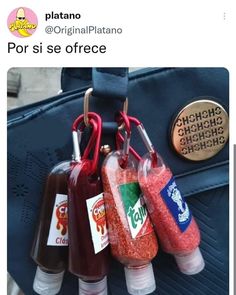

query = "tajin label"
[119,182,153,239]
[47,194,68,246]
[86,193,109,254]
[160,177,192,232]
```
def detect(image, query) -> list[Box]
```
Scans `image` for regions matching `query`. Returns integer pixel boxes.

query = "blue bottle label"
[160,177,192,232]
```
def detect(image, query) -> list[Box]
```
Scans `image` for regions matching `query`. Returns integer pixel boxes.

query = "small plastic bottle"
[31,160,71,295]
[68,160,109,294]
[102,150,158,295]
[68,112,110,295]
[138,152,205,275]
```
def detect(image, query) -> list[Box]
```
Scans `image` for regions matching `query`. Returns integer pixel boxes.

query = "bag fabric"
[8,67,229,295]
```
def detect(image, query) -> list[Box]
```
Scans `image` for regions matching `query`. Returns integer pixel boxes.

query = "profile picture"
[7,7,38,38]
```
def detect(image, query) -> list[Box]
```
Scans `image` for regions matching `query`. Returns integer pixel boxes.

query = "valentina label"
[86,193,109,254]
[160,177,192,232]
[119,182,153,239]
[47,194,68,246]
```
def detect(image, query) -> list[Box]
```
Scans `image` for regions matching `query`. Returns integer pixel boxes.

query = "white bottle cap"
[79,276,107,295]
[174,247,205,275]
[33,266,64,295]
[124,263,156,295]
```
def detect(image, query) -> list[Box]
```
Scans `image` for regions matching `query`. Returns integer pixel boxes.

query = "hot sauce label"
[160,177,192,232]
[86,193,109,254]
[119,182,153,239]
[47,194,68,246]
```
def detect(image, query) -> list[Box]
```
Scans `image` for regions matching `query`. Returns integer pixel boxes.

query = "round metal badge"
[171,99,229,161]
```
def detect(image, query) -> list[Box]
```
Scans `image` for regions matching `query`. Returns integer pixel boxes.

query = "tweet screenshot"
[2,1,235,295]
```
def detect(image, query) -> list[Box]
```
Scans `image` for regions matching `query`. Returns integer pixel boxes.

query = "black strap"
[61,68,128,102]
[61,68,92,91]
[92,68,128,101]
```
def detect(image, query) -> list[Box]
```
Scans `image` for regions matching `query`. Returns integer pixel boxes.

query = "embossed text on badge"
[171,99,229,161]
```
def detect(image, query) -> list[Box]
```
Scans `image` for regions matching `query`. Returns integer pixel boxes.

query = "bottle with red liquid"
[68,113,110,295]
[31,118,85,295]
[126,116,205,275]
[31,159,71,295]
[101,113,158,295]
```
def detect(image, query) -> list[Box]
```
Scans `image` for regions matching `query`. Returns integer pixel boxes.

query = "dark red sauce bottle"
[31,160,71,295]
[68,113,110,295]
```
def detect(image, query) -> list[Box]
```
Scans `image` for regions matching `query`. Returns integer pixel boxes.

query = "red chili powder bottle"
[31,160,71,295]
[138,152,205,275]
[102,150,158,295]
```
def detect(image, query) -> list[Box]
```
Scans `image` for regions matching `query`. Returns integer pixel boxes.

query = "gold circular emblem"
[171,99,229,161]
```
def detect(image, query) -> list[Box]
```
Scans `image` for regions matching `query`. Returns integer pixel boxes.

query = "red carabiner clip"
[116,113,157,165]
[116,112,141,161]
[128,115,157,165]
[72,112,102,174]
[115,111,132,168]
